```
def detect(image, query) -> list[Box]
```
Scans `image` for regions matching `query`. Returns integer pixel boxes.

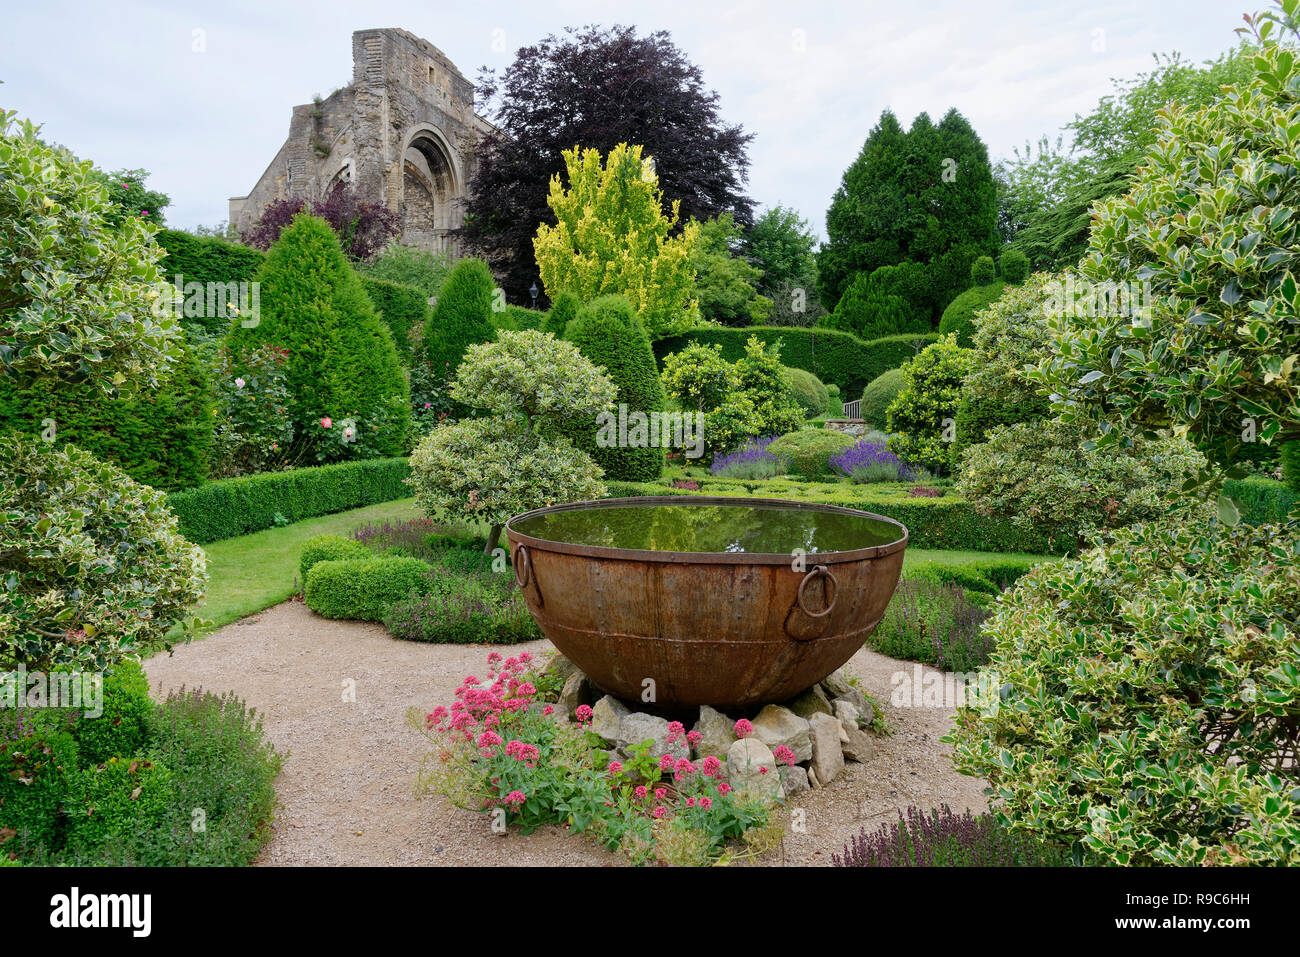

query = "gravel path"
[144,600,988,866]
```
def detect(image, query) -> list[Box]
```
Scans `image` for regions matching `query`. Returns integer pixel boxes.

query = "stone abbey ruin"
[229,28,493,255]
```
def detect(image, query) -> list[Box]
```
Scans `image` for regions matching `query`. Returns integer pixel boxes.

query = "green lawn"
[174,497,421,637]
[174,495,1057,641]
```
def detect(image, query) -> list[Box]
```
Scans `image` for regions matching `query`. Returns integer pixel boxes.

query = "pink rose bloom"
[320,416,332,429]
[734,718,753,739]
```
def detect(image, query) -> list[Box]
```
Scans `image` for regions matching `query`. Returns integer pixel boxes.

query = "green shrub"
[1,437,207,671]
[165,456,411,544]
[936,280,1005,346]
[768,429,854,479]
[563,295,666,481]
[493,304,545,331]
[654,326,939,396]
[408,330,614,551]
[0,334,213,491]
[999,248,1029,284]
[859,368,906,428]
[1283,441,1300,493]
[904,557,1044,595]
[358,242,451,298]
[783,366,830,418]
[299,533,371,585]
[304,556,433,621]
[155,230,263,324]
[823,269,928,340]
[420,257,497,385]
[382,566,542,644]
[970,255,996,285]
[359,274,429,364]
[75,661,152,765]
[956,420,1206,549]
[0,720,79,852]
[542,290,579,337]
[1224,476,1296,525]
[226,214,410,461]
[951,273,1056,462]
[885,334,974,473]
[208,343,295,478]
[67,756,174,852]
[948,517,1300,865]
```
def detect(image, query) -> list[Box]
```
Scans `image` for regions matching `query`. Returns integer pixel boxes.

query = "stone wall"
[229,28,494,255]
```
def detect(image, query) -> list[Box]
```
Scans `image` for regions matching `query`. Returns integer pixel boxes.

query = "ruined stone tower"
[229,28,494,255]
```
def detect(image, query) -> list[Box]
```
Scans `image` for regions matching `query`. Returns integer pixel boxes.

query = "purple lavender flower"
[829,440,913,483]
[710,436,787,480]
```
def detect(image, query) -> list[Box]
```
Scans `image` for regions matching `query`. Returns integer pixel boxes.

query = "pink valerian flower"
[717,782,733,796]
[518,652,533,665]
[700,756,722,777]
[516,681,536,697]
[608,761,624,775]
[659,753,675,772]
[773,745,797,767]
[634,785,648,801]
[672,758,697,782]
[652,806,666,819]
[542,705,555,716]
[427,706,448,728]
[574,705,593,725]
[654,788,667,801]
[686,730,702,747]
[698,797,712,810]
[504,790,526,808]
[759,766,769,775]
[666,721,685,743]
[476,730,502,750]
[685,797,696,808]
[734,718,753,739]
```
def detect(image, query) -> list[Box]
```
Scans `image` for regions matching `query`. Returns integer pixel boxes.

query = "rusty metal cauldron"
[505,496,908,709]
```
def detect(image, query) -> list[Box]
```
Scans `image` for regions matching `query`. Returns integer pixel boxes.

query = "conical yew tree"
[226,213,409,460]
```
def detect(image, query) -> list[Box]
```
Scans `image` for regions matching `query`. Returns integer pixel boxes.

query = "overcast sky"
[1,0,1249,237]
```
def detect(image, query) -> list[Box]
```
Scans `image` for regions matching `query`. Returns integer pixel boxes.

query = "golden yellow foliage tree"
[533,143,699,339]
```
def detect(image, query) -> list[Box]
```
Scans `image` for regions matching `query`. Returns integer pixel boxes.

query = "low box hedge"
[166,457,411,544]
[603,479,1070,554]
[299,533,372,584]
[1224,476,1296,525]
[304,556,432,621]
[654,326,939,395]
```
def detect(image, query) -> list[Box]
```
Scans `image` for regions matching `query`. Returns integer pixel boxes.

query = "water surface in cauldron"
[510,502,900,554]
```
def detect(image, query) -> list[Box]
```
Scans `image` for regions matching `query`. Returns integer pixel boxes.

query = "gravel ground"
[144,600,988,866]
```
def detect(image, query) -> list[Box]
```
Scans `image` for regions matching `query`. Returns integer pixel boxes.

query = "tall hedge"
[166,457,411,544]
[155,229,425,362]
[0,336,213,490]
[356,275,428,364]
[654,326,938,396]
[420,258,496,373]
[563,295,665,481]
[225,214,409,460]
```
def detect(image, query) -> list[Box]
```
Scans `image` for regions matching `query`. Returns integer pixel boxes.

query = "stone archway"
[401,126,461,253]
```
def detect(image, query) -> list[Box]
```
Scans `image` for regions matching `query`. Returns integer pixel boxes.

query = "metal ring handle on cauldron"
[512,544,544,608]
[796,564,838,618]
